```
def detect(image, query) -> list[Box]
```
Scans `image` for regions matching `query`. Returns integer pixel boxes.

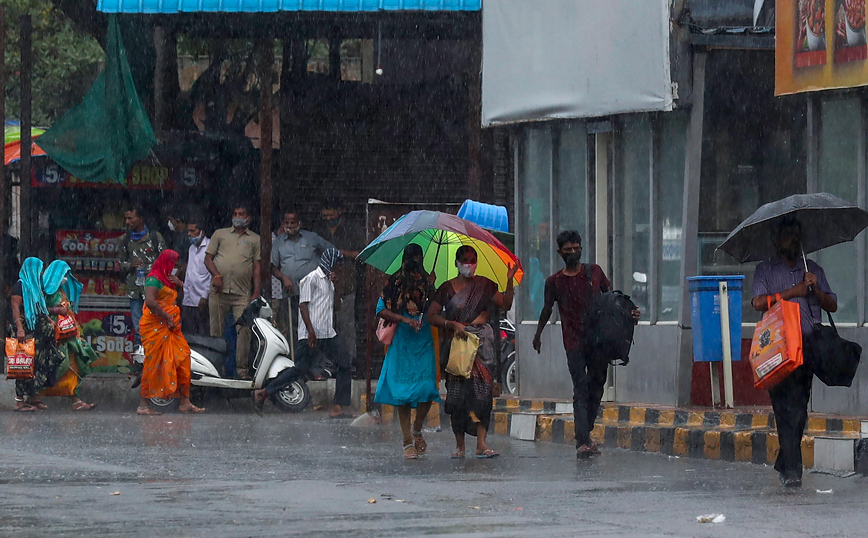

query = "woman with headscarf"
[375,244,441,459]
[427,245,517,459]
[38,260,99,410]
[136,249,204,416]
[8,258,65,411]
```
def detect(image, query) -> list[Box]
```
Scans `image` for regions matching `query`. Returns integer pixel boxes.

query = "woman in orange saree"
[137,250,205,416]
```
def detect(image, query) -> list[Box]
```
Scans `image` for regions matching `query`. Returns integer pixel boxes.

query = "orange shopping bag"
[5,338,36,380]
[748,293,803,390]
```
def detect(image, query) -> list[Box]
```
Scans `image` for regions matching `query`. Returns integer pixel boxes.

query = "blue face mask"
[325,217,340,227]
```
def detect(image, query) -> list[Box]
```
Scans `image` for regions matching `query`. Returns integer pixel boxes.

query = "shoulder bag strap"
[583,263,594,328]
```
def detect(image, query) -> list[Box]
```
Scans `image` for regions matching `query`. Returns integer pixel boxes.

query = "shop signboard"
[776,0,868,95]
[76,310,135,374]
[56,230,128,297]
[32,160,204,189]
[56,230,123,259]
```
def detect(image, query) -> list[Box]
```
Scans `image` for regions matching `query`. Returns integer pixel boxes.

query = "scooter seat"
[184,333,229,355]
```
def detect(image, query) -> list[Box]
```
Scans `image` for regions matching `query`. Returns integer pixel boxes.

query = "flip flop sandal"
[476,449,500,459]
[13,404,37,413]
[412,430,427,455]
[178,405,206,414]
[450,451,465,459]
[26,400,48,411]
[72,401,96,411]
[136,406,162,416]
[403,444,419,459]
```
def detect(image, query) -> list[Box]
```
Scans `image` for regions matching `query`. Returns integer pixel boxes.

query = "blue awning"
[97,0,480,13]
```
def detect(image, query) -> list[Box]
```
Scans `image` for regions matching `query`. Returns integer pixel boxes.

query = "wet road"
[0,408,866,538]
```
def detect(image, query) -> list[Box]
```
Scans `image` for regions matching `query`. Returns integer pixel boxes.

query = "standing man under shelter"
[313,198,366,368]
[181,215,211,336]
[271,210,335,352]
[205,203,261,379]
[119,206,166,351]
[253,249,352,418]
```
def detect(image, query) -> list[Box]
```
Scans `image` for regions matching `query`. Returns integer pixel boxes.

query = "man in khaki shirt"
[205,204,262,378]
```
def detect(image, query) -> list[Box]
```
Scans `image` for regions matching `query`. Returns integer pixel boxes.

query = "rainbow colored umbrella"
[359,210,522,291]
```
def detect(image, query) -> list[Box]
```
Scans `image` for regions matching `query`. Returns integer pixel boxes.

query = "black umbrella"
[717,193,868,263]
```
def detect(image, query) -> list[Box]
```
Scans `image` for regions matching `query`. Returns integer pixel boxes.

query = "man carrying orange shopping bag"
[751,217,837,489]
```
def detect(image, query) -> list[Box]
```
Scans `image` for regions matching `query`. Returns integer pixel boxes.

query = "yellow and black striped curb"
[491,410,819,467]
[492,398,862,435]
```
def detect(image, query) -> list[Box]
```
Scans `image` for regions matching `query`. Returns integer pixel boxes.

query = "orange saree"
[140,279,191,400]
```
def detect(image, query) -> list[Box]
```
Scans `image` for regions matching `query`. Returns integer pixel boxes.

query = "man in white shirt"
[181,218,212,335]
[252,249,352,418]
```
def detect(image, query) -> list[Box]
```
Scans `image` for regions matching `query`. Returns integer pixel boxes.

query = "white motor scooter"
[133,298,312,412]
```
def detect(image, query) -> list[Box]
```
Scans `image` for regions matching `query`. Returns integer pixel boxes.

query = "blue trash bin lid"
[686,275,745,292]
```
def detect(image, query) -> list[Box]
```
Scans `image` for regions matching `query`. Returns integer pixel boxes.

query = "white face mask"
[232,217,249,228]
[457,263,477,278]
[60,276,68,286]
[167,219,176,232]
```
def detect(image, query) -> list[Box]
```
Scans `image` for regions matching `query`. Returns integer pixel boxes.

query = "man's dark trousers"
[567,347,609,448]
[567,349,609,447]
[265,337,351,406]
[769,363,813,481]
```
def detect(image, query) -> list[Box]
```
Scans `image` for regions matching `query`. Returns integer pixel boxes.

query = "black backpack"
[584,264,637,365]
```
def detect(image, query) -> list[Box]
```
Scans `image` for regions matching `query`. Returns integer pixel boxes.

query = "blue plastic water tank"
[686,275,745,362]
[457,200,509,233]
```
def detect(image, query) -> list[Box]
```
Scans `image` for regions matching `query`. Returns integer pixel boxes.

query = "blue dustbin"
[686,276,744,362]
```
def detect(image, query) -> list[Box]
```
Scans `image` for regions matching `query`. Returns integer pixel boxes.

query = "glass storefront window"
[658,112,688,321]
[617,116,652,315]
[518,126,553,321]
[556,123,588,242]
[817,97,860,323]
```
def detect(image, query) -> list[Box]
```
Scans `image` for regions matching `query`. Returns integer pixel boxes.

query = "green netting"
[38,15,156,185]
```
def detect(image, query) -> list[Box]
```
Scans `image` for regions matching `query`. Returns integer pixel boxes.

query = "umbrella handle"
[430,230,443,277]
[802,249,814,293]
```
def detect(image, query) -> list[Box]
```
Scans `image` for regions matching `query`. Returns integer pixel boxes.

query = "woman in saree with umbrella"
[359,211,521,459]
[137,250,205,416]
[428,246,517,459]
[719,193,868,488]
[38,260,98,410]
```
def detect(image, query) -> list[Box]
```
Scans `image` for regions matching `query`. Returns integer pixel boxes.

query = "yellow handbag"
[446,332,479,378]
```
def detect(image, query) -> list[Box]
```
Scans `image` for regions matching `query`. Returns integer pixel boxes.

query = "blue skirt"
[374,301,441,407]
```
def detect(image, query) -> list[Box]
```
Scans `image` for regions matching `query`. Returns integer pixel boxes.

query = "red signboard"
[56,230,124,258]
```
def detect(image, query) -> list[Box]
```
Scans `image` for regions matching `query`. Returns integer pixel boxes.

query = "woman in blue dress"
[375,244,441,459]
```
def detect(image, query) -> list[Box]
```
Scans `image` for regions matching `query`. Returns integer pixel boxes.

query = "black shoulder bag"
[804,307,861,387]
[583,264,636,365]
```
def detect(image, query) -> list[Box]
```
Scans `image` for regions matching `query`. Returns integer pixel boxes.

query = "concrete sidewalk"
[492,396,868,475]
